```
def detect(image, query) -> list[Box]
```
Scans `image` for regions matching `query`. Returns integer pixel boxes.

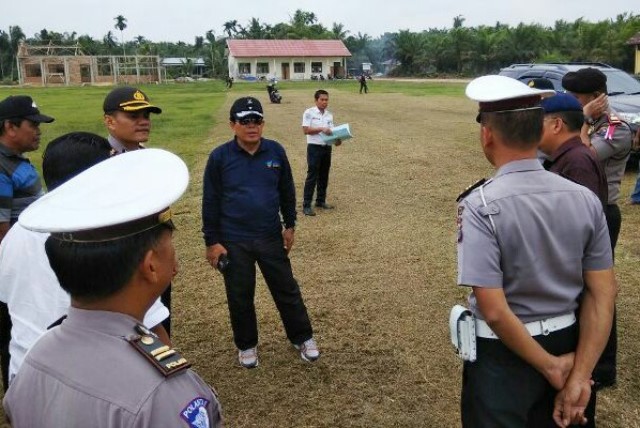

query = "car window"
[603,71,640,95]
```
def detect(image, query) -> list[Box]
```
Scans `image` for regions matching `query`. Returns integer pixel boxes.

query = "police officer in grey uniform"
[3,149,222,428]
[458,75,616,428]
[562,68,632,388]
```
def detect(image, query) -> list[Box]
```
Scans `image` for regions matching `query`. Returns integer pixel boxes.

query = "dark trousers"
[0,302,10,392]
[160,285,172,337]
[593,203,621,385]
[359,81,368,93]
[303,144,332,208]
[461,325,592,428]
[222,235,313,351]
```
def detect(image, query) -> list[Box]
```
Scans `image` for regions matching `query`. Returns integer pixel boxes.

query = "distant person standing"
[0,95,54,391]
[226,76,234,89]
[302,90,341,216]
[359,74,368,94]
[102,86,176,337]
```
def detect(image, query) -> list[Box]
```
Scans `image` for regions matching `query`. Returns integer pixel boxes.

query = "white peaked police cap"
[19,148,189,242]
[466,75,556,121]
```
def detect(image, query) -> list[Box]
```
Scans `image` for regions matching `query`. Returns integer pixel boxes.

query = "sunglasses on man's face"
[236,117,264,126]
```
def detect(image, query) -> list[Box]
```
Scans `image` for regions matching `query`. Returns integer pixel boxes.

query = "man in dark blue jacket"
[202,97,319,369]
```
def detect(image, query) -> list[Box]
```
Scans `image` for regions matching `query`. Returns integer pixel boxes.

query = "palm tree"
[331,23,349,40]
[114,15,128,56]
[103,31,117,52]
[223,20,238,38]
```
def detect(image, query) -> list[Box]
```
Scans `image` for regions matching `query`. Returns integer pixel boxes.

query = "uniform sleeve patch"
[181,397,211,428]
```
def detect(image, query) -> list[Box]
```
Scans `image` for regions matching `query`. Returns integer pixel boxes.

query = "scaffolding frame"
[17,42,164,86]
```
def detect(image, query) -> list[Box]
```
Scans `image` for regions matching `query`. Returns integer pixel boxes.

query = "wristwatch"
[584,115,596,126]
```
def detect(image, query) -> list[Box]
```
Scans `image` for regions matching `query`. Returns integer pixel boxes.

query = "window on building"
[238,63,251,74]
[311,62,323,73]
[24,64,42,78]
[256,63,269,74]
[97,57,112,76]
[294,62,305,73]
[47,64,65,74]
[80,65,91,82]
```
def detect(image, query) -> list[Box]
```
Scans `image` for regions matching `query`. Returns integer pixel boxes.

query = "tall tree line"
[1,10,639,82]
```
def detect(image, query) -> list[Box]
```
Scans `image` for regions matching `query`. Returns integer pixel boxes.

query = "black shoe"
[303,207,316,216]
[315,202,334,209]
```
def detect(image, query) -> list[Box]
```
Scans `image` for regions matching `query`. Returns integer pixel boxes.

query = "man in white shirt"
[301,90,341,216]
[0,132,169,384]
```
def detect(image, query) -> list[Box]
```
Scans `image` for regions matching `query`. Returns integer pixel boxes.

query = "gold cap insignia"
[158,208,172,224]
[133,90,146,101]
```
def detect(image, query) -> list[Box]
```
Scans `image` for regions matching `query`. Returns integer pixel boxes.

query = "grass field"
[1,79,639,427]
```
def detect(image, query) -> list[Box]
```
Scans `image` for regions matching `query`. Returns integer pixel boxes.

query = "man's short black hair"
[42,132,113,191]
[314,89,329,100]
[0,118,24,137]
[45,224,172,303]
[548,111,584,133]
[483,109,544,150]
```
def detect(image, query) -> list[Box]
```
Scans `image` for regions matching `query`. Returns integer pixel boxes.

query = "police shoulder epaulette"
[608,114,622,125]
[128,324,191,377]
[456,178,486,202]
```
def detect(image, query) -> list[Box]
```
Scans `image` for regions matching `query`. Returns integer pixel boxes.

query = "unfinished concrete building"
[17,42,163,86]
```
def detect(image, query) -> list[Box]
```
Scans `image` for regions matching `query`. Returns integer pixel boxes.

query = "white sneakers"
[294,338,320,362]
[238,338,320,368]
[238,347,258,369]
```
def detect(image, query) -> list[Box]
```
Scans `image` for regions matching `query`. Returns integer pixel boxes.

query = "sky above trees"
[1,0,637,43]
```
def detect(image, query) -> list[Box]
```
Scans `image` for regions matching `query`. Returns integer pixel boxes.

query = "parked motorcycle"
[267,82,282,104]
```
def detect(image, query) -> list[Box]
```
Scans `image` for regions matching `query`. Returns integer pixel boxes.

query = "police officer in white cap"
[3,149,222,428]
[457,75,616,427]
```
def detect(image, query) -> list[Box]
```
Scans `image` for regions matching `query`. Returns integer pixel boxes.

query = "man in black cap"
[0,94,54,391]
[102,86,174,337]
[562,67,632,388]
[103,86,162,153]
[202,97,319,369]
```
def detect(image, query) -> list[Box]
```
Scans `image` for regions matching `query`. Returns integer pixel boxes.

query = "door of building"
[281,63,290,80]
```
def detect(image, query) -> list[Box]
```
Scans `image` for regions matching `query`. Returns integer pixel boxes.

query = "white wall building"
[226,39,351,80]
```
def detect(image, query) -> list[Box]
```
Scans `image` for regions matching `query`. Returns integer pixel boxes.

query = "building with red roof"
[226,39,351,80]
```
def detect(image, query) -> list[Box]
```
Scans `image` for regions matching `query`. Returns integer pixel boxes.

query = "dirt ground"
[168,89,640,427]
